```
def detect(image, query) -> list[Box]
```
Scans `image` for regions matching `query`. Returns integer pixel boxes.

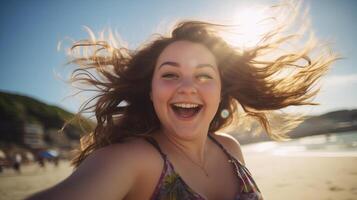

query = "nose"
[177,78,197,95]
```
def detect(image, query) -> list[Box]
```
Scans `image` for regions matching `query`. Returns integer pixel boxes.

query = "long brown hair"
[66,4,338,167]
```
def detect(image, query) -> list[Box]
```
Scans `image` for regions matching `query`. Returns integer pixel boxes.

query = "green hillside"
[0,91,93,145]
[0,91,73,128]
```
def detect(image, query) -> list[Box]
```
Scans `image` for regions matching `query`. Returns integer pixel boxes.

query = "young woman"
[26,7,336,200]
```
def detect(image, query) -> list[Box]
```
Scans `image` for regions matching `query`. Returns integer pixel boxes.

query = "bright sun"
[222,6,272,48]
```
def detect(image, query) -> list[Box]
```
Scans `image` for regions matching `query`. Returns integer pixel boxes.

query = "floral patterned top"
[146,134,264,200]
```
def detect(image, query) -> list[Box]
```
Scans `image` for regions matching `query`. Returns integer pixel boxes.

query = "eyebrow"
[158,61,216,70]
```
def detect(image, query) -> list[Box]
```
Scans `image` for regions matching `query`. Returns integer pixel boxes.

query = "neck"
[157,128,210,164]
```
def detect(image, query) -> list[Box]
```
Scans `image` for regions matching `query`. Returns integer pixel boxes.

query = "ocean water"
[242,131,357,157]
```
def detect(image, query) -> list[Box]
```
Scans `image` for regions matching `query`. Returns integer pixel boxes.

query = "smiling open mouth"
[171,103,202,118]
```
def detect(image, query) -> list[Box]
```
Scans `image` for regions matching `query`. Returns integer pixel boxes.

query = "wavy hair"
[66,4,338,167]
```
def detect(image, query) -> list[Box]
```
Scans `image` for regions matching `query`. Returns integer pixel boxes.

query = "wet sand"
[1,154,357,200]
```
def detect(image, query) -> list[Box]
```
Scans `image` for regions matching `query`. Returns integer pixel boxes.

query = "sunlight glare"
[222,6,272,48]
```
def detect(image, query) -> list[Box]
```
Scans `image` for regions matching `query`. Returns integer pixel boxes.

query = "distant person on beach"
[26,3,337,200]
[13,153,22,173]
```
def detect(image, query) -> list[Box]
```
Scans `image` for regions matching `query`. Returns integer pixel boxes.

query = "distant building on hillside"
[23,123,46,149]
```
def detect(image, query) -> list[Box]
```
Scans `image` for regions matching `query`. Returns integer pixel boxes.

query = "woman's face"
[151,41,221,139]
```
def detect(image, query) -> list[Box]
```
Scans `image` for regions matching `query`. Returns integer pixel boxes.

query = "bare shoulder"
[86,137,163,169]
[211,132,246,166]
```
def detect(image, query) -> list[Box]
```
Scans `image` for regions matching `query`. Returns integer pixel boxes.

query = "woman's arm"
[25,144,140,200]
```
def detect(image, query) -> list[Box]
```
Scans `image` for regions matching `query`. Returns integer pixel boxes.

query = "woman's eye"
[162,73,179,79]
[197,74,213,81]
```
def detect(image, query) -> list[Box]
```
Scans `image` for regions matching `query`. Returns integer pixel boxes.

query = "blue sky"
[0,0,356,115]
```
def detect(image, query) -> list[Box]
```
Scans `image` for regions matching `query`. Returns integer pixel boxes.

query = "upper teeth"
[173,103,199,108]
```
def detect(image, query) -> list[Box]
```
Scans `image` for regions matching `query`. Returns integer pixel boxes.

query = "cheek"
[151,79,175,105]
[201,82,221,105]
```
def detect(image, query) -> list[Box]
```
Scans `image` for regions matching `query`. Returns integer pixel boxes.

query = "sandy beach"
[1,151,357,200]
[245,153,357,200]
[0,162,73,200]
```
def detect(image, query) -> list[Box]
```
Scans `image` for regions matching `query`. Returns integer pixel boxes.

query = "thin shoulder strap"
[208,133,232,156]
[145,137,167,159]
[208,133,247,182]
[208,133,246,167]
